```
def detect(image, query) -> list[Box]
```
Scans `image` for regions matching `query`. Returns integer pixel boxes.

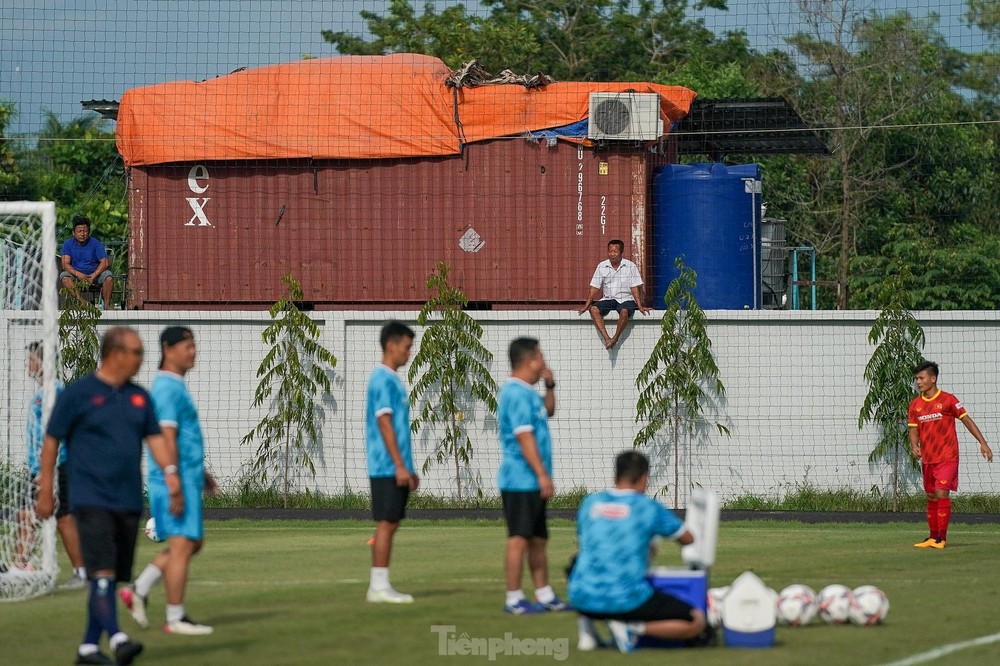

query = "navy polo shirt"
[46,373,161,512]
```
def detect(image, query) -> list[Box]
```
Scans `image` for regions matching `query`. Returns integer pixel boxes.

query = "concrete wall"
[3,310,997,506]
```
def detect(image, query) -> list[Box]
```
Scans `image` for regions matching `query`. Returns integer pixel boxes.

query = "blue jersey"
[27,382,66,475]
[497,378,552,491]
[365,364,414,478]
[149,371,205,488]
[46,373,161,512]
[61,236,108,275]
[568,489,686,614]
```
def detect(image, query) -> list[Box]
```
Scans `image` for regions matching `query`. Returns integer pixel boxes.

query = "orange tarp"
[116,53,696,166]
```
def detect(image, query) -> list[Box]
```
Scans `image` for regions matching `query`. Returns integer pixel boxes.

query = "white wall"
[3,310,997,506]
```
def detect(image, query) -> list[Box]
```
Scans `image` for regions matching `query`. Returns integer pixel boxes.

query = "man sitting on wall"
[60,215,114,309]
[578,239,651,349]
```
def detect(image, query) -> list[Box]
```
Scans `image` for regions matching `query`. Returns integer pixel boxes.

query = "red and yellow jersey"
[908,390,968,464]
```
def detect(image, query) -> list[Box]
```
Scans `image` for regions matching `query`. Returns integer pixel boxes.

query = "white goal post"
[0,201,59,601]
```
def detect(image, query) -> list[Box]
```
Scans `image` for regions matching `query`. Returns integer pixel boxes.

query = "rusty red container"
[126,138,674,309]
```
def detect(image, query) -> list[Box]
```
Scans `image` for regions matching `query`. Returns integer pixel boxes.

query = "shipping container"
[126,138,674,309]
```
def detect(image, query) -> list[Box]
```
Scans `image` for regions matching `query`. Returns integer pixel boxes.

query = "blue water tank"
[651,163,762,310]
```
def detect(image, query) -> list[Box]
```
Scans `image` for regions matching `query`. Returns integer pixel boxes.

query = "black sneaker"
[113,640,144,665]
[75,651,113,665]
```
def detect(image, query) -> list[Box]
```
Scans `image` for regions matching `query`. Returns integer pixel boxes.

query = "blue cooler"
[636,567,708,648]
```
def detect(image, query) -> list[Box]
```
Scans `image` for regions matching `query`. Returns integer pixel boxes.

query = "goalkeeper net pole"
[0,201,59,601]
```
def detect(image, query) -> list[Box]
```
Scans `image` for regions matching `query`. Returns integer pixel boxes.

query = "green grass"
[5,519,1000,665]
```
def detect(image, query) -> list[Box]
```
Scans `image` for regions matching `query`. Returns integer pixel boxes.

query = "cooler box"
[636,567,708,648]
[721,571,777,648]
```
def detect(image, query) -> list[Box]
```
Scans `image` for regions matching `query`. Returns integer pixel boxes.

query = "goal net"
[0,201,59,601]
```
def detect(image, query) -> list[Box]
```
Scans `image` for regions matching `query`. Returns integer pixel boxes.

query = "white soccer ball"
[817,584,857,625]
[144,517,162,542]
[706,586,729,628]
[776,584,818,626]
[850,585,890,625]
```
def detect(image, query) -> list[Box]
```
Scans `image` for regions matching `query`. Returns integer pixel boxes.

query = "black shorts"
[74,507,140,582]
[501,490,548,539]
[22,465,71,519]
[580,589,695,622]
[595,299,638,317]
[370,477,409,522]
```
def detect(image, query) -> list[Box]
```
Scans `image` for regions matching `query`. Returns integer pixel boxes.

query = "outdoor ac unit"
[587,92,663,141]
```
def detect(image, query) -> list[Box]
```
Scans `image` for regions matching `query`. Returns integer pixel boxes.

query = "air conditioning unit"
[587,92,663,141]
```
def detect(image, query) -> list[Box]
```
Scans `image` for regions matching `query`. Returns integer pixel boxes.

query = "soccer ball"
[817,584,857,625]
[144,517,162,542]
[776,584,818,626]
[850,585,890,625]
[706,586,729,627]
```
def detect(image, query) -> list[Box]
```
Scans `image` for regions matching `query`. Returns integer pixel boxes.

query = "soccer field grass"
[3,519,999,665]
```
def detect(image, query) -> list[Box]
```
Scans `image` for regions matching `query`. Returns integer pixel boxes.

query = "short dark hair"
[100,326,137,359]
[615,451,649,484]
[71,215,91,230]
[914,360,939,378]
[509,337,540,369]
[27,340,42,359]
[380,321,415,350]
[608,239,625,252]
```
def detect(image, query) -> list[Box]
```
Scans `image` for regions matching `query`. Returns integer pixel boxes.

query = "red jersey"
[908,390,968,464]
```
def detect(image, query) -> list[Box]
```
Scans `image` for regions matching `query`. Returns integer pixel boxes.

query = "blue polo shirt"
[46,373,161,512]
[497,378,552,491]
[568,489,686,614]
[61,236,108,275]
[365,364,414,478]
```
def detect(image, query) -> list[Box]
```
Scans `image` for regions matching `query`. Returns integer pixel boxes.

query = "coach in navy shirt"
[60,215,115,309]
[37,326,182,666]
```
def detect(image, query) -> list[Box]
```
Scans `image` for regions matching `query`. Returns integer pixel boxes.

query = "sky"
[0,0,988,137]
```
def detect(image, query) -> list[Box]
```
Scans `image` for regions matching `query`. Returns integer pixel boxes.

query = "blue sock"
[89,577,121,639]
[83,608,102,647]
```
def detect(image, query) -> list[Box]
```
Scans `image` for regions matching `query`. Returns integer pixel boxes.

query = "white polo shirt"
[590,258,643,302]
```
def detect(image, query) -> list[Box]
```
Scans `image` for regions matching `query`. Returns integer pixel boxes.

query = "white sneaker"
[577,617,599,652]
[118,586,149,628]
[607,620,638,653]
[165,616,214,636]
[366,587,414,604]
[61,573,88,590]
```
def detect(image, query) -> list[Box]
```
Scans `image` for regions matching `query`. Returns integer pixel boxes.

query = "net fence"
[0,2,997,509]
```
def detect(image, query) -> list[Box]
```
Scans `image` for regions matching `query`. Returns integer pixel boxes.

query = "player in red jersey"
[907,361,992,549]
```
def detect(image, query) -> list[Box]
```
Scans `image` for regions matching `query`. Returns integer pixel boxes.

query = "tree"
[325,0,747,82]
[859,264,925,511]
[771,4,998,309]
[57,284,101,383]
[635,258,727,506]
[0,100,20,195]
[242,274,338,507]
[408,262,497,500]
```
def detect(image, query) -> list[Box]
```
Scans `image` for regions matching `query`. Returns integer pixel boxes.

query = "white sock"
[628,622,647,636]
[74,566,86,578]
[134,563,162,597]
[167,604,185,624]
[535,585,555,603]
[505,589,525,606]
[78,644,99,657]
[577,616,596,635]
[109,632,129,651]
[370,567,390,591]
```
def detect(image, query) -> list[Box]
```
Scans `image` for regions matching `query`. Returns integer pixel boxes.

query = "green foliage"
[241,274,338,508]
[326,0,746,81]
[859,265,925,510]
[635,258,727,505]
[0,99,20,193]
[408,262,497,501]
[57,284,101,383]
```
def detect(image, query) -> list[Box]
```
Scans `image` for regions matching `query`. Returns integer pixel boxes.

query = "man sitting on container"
[568,451,714,653]
[60,215,114,309]
[578,240,650,349]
